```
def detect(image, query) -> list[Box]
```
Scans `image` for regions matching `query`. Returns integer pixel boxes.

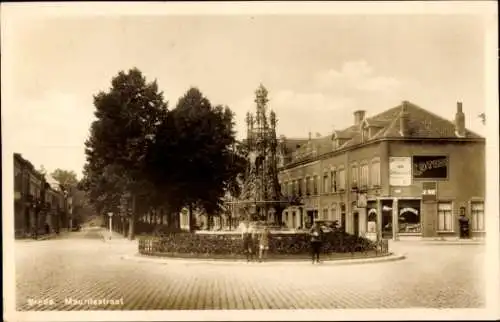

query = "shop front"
[397,199,422,235]
[366,201,378,241]
[370,197,422,240]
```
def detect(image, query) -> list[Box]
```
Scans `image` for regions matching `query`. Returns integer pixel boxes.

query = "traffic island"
[134,230,398,265]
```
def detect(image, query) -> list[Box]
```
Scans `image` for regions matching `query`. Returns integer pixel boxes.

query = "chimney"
[354,110,366,125]
[455,101,466,137]
[400,101,410,136]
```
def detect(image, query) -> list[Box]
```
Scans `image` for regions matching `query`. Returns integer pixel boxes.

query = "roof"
[380,102,483,139]
[45,174,61,191]
[279,138,309,154]
[283,101,484,163]
[13,153,44,180]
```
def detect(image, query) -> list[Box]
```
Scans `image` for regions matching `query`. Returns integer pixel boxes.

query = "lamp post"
[351,184,359,236]
[63,190,70,231]
[108,212,113,239]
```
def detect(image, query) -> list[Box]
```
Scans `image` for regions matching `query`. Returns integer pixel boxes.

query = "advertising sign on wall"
[389,157,412,186]
[413,155,448,179]
[422,181,437,202]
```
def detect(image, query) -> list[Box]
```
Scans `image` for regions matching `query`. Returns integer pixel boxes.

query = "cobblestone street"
[15,227,486,310]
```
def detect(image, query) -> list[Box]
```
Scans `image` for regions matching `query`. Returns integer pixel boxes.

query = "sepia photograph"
[2,2,499,321]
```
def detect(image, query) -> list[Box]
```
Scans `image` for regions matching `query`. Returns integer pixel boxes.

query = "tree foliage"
[38,165,47,176]
[50,168,78,190]
[146,88,246,230]
[82,69,246,234]
[81,68,167,238]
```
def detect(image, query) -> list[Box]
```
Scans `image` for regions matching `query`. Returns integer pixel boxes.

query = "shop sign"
[367,221,377,233]
[357,193,367,208]
[389,157,412,186]
[413,155,448,179]
[422,182,437,202]
[399,207,419,216]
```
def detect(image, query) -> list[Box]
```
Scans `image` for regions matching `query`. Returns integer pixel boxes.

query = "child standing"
[258,226,271,262]
[241,221,254,262]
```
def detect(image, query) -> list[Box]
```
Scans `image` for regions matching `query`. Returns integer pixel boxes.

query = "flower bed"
[138,231,382,257]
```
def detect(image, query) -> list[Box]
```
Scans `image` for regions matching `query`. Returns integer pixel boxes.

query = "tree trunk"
[188,204,194,232]
[121,217,125,236]
[166,210,172,227]
[176,212,181,230]
[128,194,136,240]
[167,211,177,229]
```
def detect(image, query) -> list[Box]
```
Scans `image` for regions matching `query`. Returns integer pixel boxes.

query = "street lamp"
[108,212,113,240]
[63,190,69,231]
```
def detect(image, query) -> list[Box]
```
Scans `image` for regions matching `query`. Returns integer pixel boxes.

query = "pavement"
[16,229,71,242]
[14,227,486,310]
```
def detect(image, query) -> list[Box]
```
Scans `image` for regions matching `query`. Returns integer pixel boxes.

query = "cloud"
[314,60,401,93]
[4,90,95,177]
[232,90,356,139]
[232,61,405,139]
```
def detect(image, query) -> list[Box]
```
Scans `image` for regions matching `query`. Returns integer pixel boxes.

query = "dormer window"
[361,125,369,142]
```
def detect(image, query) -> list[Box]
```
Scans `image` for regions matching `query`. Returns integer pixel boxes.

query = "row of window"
[281,159,381,196]
[288,201,485,233]
[437,201,485,232]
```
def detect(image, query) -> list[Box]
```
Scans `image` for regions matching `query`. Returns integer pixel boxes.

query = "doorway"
[381,199,394,239]
[306,211,314,229]
[353,212,359,236]
[25,208,31,235]
[340,204,346,232]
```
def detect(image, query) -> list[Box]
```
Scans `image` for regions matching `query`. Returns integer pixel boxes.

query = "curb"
[391,239,485,246]
[421,241,485,245]
[121,253,406,266]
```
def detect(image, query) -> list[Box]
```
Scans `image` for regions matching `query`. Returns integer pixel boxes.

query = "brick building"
[14,153,67,238]
[277,101,485,240]
[45,174,67,232]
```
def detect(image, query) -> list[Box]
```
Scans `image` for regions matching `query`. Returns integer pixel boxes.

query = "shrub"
[138,231,377,256]
[152,224,183,236]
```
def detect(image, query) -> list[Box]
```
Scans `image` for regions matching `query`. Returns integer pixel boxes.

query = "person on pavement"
[258,226,271,262]
[241,221,254,262]
[309,222,323,264]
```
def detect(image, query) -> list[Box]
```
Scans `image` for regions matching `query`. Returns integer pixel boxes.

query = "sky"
[2,5,493,179]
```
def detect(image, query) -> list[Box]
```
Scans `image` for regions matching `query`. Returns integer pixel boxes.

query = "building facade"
[277,101,485,240]
[14,153,67,238]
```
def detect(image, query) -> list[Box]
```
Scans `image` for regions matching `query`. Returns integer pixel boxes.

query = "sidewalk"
[393,238,485,245]
[101,229,133,242]
[16,229,70,242]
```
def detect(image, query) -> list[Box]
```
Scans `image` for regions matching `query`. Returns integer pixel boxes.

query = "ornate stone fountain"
[227,84,291,224]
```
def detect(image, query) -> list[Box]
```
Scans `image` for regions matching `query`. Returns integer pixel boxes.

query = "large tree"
[81,68,168,239]
[50,168,78,190]
[146,87,246,231]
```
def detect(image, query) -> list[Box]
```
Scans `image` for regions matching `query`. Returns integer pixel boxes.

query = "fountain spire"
[237,84,285,223]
